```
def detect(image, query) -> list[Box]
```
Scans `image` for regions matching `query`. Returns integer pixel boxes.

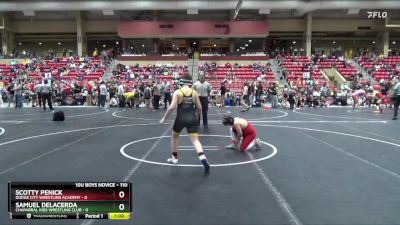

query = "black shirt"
[220,85,227,95]
[268,87,277,95]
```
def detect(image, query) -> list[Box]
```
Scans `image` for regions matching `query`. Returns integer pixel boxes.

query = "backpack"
[144,88,151,99]
[52,111,65,121]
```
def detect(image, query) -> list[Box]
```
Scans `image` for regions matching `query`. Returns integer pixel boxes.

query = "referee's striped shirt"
[194,81,211,97]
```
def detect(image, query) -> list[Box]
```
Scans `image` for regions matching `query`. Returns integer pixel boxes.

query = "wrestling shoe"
[255,138,262,151]
[167,156,178,164]
[201,159,210,174]
[225,144,238,150]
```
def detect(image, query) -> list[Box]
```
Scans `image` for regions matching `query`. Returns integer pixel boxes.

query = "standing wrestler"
[159,74,210,173]
[351,87,366,110]
[372,86,385,113]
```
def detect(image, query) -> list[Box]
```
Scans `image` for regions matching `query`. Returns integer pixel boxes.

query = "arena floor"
[0,106,400,225]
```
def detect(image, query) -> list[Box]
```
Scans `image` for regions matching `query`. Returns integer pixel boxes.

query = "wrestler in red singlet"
[222,115,261,151]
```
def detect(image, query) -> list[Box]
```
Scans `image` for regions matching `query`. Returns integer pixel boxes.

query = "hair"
[222,115,234,126]
[180,73,193,85]
[182,73,192,81]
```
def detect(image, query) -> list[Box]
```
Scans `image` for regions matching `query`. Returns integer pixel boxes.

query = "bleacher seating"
[111,65,186,90]
[358,56,400,82]
[111,63,275,96]
[280,56,328,87]
[205,65,275,95]
[0,57,105,83]
[337,67,357,80]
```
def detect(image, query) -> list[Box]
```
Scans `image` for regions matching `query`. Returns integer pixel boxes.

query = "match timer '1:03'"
[8,182,132,220]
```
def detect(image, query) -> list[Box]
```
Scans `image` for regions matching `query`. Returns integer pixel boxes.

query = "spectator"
[82,87,88,106]
[240,81,251,112]
[98,81,108,107]
[92,48,98,57]
[30,81,38,107]
[117,82,124,103]
[152,81,162,110]
[133,86,141,108]
[13,81,23,109]
[6,81,14,107]
[0,85,5,106]
[143,84,152,110]
[108,81,117,101]
[220,82,227,107]
[255,81,263,105]
[269,83,278,108]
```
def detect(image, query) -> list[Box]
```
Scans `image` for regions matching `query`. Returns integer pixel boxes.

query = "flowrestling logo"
[367,11,388,19]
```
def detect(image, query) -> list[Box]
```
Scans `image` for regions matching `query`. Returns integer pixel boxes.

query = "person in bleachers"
[211,62,217,71]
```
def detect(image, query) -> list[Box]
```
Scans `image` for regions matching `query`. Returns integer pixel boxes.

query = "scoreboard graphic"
[8,182,132,220]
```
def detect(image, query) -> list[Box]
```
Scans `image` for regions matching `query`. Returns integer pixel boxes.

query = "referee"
[41,79,53,110]
[392,79,400,120]
[194,75,211,128]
